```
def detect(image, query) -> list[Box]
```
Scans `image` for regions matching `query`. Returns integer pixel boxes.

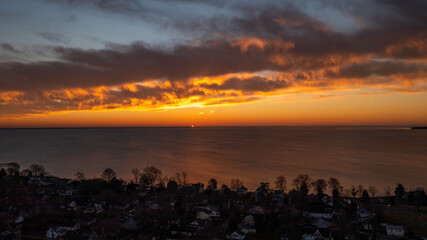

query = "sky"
[0,0,426,127]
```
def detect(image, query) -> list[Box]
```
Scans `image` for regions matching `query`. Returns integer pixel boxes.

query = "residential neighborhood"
[0,166,426,240]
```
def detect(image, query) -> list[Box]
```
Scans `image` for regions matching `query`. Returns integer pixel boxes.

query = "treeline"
[0,163,415,200]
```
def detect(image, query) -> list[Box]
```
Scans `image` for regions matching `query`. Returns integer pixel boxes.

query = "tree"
[230,178,244,190]
[167,180,178,190]
[350,185,358,198]
[74,172,85,181]
[175,172,182,186]
[131,168,140,183]
[139,166,162,187]
[174,172,188,187]
[21,169,32,177]
[395,184,405,198]
[29,164,46,177]
[182,172,188,186]
[300,182,309,196]
[275,175,287,191]
[0,168,6,178]
[101,168,117,182]
[384,186,392,197]
[208,178,218,190]
[292,174,311,191]
[328,177,340,193]
[311,179,327,197]
[221,184,231,194]
[362,189,370,202]
[357,185,364,197]
[368,186,377,197]
[6,163,20,176]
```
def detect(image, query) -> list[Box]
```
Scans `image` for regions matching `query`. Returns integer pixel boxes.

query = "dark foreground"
[1,174,427,240]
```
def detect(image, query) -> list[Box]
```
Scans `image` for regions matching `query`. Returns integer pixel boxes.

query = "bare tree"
[350,185,358,198]
[328,177,340,192]
[101,168,117,182]
[230,178,244,190]
[208,178,218,190]
[74,172,85,181]
[29,164,46,177]
[182,172,188,186]
[275,175,287,191]
[292,174,311,191]
[6,163,20,176]
[384,186,392,197]
[139,166,162,187]
[175,172,182,186]
[368,186,377,197]
[131,168,140,183]
[311,179,327,196]
[357,185,364,197]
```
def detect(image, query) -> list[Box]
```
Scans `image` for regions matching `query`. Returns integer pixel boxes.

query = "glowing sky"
[1,0,426,127]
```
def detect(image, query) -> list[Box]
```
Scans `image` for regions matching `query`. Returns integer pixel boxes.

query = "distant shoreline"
[411,126,427,130]
[0,125,414,130]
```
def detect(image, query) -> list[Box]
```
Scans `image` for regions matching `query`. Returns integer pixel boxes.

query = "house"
[15,216,24,224]
[237,187,248,195]
[311,218,331,229]
[191,182,204,193]
[209,210,220,218]
[46,227,66,239]
[302,228,325,240]
[306,212,333,219]
[226,231,246,240]
[248,205,264,215]
[46,223,80,239]
[356,208,373,222]
[242,215,255,227]
[385,225,404,238]
[196,211,210,220]
[122,218,138,231]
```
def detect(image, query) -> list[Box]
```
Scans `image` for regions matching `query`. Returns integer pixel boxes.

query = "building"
[385,225,404,238]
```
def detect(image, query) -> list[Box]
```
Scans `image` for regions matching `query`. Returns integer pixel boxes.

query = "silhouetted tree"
[357,185,364,197]
[6,163,20,176]
[350,185,358,198]
[167,180,178,190]
[208,178,218,190]
[74,172,85,181]
[384,186,392,197]
[131,168,140,183]
[29,164,46,177]
[395,184,405,199]
[101,168,117,182]
[21,169,32,177]
[0,168,6,178]
[275,175,287,191]
[368,186,377,197]
[311,179,327,197]
[139,166,162,187]
[221,184,231,194]
[230,178,244,190]
[332,189,340,199]
[328,177,340,193]
[292,174,311,191]
[175,172,182,186]
[300,182,309,196]
[182,172,188,186]
[362,189,370,202]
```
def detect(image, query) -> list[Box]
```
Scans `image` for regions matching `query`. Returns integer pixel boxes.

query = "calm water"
[0,127,426,192]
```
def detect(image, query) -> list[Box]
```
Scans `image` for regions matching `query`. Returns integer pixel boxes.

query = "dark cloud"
[326,61,427,79]
[39,32,69,44]
[1,43,21,53]
[1,0,427,115]
[200,77,290,92]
